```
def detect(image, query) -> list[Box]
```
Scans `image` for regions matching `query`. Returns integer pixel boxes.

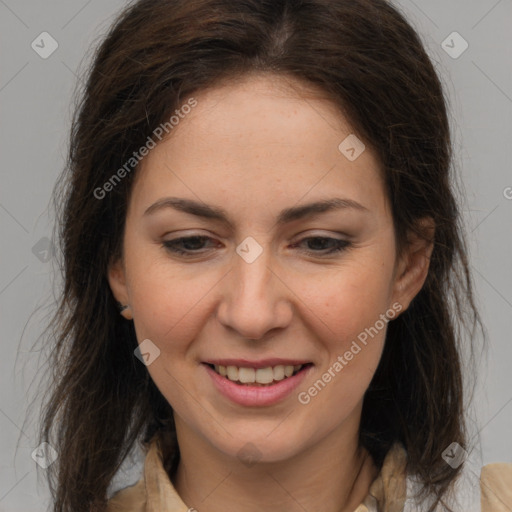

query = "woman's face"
[109,74,430,463]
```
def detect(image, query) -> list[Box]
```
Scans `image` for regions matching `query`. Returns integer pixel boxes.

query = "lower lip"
[203,364,312,407]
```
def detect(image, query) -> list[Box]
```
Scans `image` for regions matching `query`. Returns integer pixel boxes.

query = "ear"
[391,217,435,313]
[108,257,132,320]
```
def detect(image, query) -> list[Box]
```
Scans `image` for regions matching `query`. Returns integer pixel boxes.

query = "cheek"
[124,247,217,349]
[307,261,395,342]
[299,274,393,419]
[297,254,396,402]
[124,255,214,412]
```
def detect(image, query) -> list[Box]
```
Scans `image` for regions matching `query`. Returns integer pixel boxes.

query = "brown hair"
[38,0,482,510]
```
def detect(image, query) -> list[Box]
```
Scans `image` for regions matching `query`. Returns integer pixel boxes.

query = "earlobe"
[392,218,435,312]
[107,258,132,320]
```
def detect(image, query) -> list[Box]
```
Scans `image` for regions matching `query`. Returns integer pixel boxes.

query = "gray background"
[0,0,511,510]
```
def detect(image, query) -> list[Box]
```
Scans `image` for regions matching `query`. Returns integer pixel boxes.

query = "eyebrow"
[143,196,369,226]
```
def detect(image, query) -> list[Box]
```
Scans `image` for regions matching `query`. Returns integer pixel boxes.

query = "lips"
[203,361,313,407]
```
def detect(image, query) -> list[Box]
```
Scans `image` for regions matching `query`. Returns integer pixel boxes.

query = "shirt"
[105,436,512,512]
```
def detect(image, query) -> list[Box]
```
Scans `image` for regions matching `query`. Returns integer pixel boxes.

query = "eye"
[292,236,350,256]
[162,236,219,256]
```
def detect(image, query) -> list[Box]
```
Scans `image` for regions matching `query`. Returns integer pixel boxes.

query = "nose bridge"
[217,238,292,339]
[235,245,273,303]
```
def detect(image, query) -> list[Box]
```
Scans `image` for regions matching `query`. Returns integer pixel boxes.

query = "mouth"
[204,363,313,386]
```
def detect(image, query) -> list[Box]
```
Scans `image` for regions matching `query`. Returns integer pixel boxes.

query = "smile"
[203,361,313,407]
[208,363,309,386]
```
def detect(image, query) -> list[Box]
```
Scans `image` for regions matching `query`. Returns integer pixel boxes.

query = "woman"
[39,0,512,511]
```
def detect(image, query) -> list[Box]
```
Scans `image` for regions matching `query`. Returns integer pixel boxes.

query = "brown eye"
[162,236,218,256]
[293,237,350,256]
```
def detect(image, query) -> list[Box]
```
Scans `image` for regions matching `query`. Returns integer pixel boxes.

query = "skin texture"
[108,73,433,512]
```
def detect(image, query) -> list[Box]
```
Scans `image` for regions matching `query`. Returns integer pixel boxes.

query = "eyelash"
[162,235,350,257]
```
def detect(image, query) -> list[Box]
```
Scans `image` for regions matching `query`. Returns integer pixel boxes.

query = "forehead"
[130,73,389,221]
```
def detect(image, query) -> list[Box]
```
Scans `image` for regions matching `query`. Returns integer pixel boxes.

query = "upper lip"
[203,358,312,369]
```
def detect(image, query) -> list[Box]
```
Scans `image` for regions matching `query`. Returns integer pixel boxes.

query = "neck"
[172,413,378,512]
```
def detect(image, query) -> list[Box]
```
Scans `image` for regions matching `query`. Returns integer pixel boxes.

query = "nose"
[216,244,293,341]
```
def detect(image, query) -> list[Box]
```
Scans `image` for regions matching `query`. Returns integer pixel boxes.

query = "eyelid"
[290,228,351,240]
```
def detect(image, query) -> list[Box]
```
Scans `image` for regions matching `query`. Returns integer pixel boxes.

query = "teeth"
[256,367,274,384]
[213,363,305,384]
[226,366,238,381]
[273,365,285,381]
[238,367,255,383]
